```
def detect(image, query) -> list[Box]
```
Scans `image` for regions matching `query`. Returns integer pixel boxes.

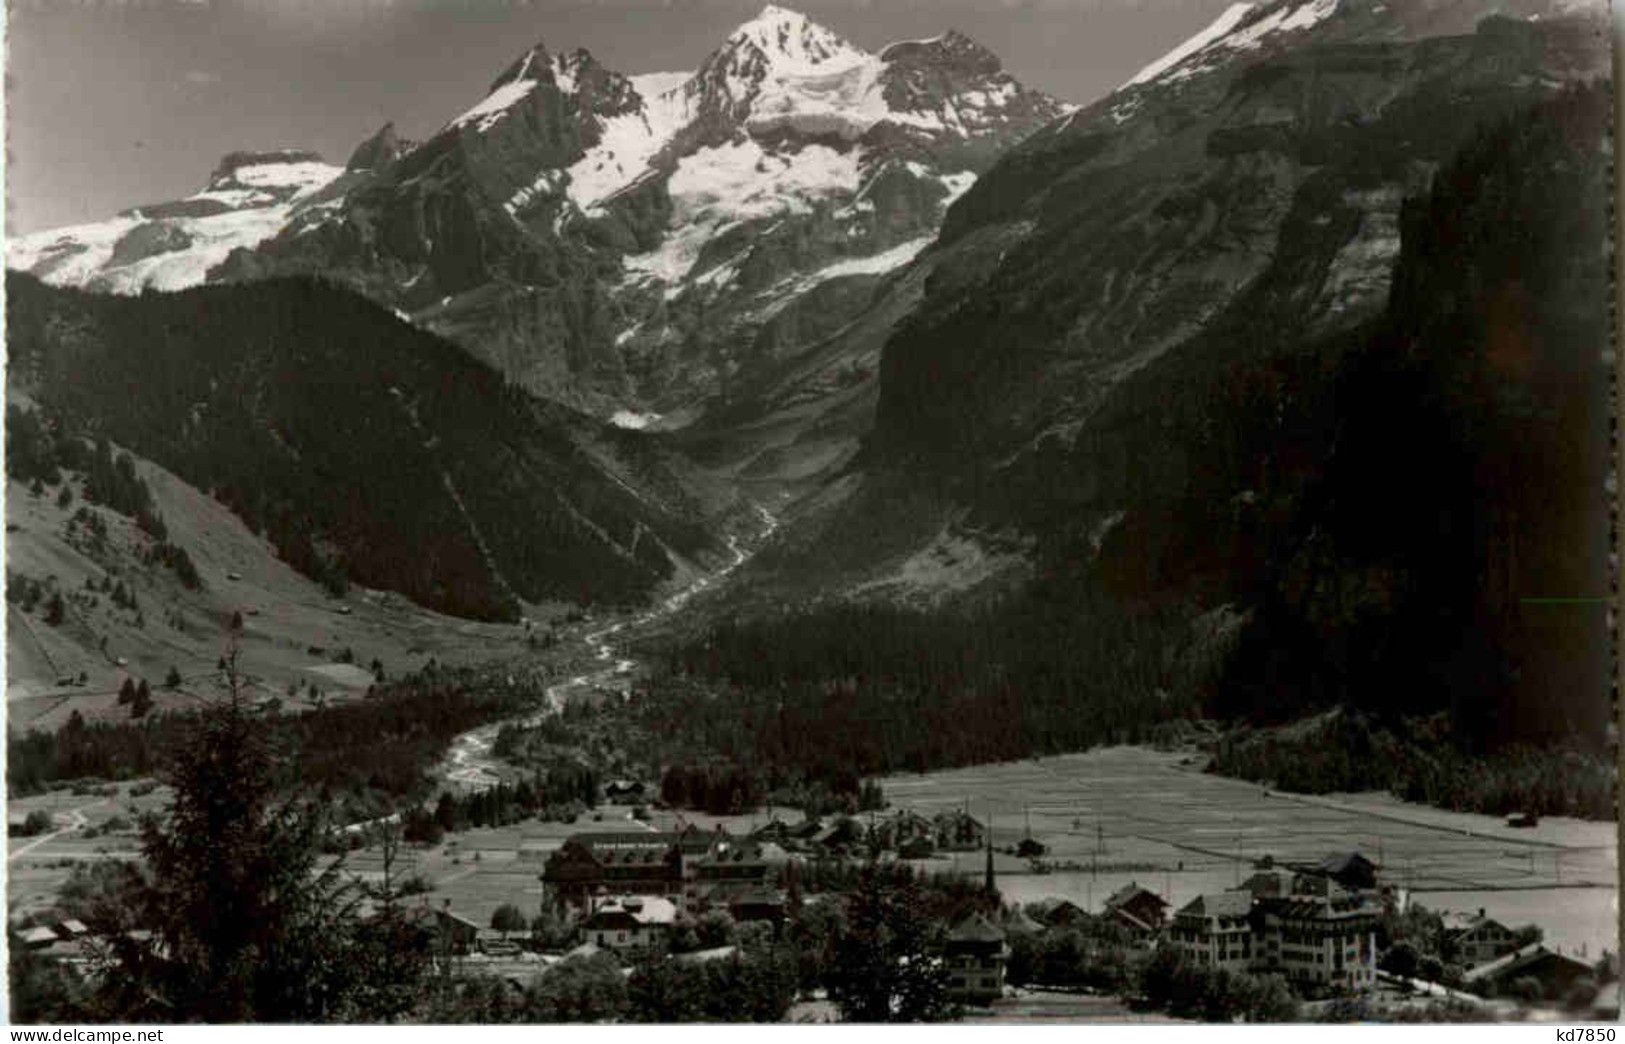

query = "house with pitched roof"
[1462,943,1595,1001]
[1103,882,1170,938]
[1442,909,1522,967]
[933,810,986,851]
[580,896,678,955]
[946,913,1008,1004]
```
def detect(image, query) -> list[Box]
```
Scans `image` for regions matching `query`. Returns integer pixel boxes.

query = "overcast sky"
[5,0,1235,235]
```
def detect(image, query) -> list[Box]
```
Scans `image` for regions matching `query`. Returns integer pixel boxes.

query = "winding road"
[8,799,105,863]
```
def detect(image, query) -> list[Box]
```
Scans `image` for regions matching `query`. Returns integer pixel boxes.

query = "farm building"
[1463,944,1596,1001]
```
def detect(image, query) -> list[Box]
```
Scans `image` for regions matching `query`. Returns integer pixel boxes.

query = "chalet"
[581,896,678,955]
[873,810,935,851]
[945,913,1008,1005]
[933,810,987,851]
[997,906,1041,937]
[1442,909,1522,967]
[1032,897,1090,930]
[1252,892,1379,993]
[1103,882,1170,937]
[1313,851,1379,892]
[1462,944,1595,1001]
[1168,892,1255,972]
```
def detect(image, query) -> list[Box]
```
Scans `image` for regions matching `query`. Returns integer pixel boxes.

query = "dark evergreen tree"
[826,861,956,1022]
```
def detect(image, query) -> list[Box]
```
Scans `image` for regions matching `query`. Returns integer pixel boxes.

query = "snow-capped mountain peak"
[9,6,1072,421]
[1121,0,1341,89]
[8,150,341,294]
[725,4,867,69]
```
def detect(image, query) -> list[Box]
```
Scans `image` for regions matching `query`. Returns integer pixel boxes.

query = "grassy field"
[874,747,1618,958]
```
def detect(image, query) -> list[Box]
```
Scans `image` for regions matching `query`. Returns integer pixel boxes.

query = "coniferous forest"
[4,274,716,619]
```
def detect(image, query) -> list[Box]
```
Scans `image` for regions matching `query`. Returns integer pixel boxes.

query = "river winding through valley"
[441,504,779,792]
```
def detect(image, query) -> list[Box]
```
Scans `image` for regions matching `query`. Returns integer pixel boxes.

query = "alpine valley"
[5,0,1615,892]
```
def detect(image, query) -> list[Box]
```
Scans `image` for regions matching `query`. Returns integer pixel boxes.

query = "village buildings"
[541,826,781,917]
[1167,853,1384,994]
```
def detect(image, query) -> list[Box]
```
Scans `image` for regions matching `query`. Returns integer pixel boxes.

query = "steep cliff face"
[869,1,1608,485]
[722,0,1609,608]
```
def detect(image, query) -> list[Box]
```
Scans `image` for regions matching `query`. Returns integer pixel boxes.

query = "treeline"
[398,765,598,844]
[498,587,1203,813]
[1208,712,1615,820]
[7,666,535,803]
[648,591,1201,796]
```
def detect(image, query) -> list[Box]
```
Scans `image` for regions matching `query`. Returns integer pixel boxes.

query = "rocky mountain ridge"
[8,5,1070,428]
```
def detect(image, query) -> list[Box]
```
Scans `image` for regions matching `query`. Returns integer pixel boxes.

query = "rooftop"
[1178,891,1254,920]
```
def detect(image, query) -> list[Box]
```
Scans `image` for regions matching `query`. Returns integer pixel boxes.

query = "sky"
[4,0,1237,235]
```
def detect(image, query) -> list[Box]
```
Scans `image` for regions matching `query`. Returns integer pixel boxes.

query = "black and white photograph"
[1,0,1618,1026]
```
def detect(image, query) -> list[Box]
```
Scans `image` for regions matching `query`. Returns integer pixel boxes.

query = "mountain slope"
[716,3,1611,712]
[5,272,722,621]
